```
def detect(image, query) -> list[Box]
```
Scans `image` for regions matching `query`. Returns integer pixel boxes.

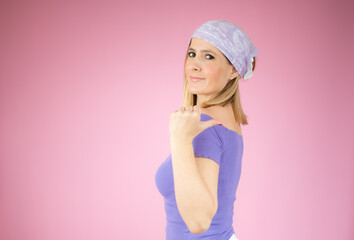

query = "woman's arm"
[170,139,218,234]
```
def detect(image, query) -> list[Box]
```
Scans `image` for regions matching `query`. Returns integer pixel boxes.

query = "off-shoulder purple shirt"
[155,113,244,240]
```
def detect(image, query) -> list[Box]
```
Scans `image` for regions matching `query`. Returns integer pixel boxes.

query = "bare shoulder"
[201,109,242,136]
[226,121,242,136]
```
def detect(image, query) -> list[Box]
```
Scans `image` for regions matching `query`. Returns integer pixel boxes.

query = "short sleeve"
[192,125,224,165]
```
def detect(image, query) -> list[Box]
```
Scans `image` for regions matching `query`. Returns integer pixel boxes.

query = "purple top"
[155,113,244,240]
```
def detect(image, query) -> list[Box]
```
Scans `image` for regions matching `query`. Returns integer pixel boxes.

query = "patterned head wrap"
[190,19,259,80]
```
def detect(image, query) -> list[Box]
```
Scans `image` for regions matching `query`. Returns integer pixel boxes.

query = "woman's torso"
[155,113,244,240]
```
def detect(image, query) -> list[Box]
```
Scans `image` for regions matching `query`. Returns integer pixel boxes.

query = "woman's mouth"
[189,76,205,82]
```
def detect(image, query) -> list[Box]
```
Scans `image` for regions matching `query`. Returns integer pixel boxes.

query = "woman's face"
[184,37,238,105]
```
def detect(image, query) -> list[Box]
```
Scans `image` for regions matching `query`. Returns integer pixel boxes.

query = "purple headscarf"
[190,19,259,80]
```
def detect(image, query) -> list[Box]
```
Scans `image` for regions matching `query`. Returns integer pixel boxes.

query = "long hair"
[182,39,256,125]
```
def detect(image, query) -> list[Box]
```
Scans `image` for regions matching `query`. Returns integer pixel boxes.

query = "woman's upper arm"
[192,125,224,217]
[195,156,219,215]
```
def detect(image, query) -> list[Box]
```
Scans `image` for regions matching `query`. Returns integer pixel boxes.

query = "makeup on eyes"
[188,51,215,60]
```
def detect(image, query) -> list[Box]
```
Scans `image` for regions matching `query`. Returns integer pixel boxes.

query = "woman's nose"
[191,60,201,71]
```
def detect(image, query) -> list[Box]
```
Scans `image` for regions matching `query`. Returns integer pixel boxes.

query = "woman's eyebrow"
[188,47,217,55]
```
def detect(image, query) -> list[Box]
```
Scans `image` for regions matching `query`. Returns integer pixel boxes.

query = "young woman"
[155,19,259,240]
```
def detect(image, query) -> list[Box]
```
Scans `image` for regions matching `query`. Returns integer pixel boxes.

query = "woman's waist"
[166,221,234,240]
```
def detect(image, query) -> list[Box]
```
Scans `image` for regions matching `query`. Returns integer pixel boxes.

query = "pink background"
[1,1,353,240]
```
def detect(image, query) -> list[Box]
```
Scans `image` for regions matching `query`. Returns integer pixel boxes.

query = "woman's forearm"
[170,139,215,234]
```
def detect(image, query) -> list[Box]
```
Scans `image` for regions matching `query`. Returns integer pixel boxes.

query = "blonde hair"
[182,39,256,126]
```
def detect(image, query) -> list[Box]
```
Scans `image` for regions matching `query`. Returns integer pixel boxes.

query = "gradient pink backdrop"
[0,1,353,240]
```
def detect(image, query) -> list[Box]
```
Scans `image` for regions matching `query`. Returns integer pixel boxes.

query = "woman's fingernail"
[218,123,223,125]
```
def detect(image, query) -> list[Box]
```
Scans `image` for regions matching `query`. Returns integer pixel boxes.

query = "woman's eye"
[188,52,195,57]
[188,52,214,60]
[205,54,214,60]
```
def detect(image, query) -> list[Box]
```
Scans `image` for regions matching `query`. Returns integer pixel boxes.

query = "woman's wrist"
[170,137,193,149]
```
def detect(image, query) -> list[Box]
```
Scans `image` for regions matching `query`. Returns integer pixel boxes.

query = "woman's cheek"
[205,64,218,77]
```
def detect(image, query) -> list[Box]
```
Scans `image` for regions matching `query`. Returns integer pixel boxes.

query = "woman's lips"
[189,76,205,82]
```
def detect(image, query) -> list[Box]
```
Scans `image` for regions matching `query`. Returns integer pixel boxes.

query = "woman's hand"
[169,105,223,144]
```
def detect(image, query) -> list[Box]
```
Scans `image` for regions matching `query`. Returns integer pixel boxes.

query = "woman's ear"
[230,66,239,80]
